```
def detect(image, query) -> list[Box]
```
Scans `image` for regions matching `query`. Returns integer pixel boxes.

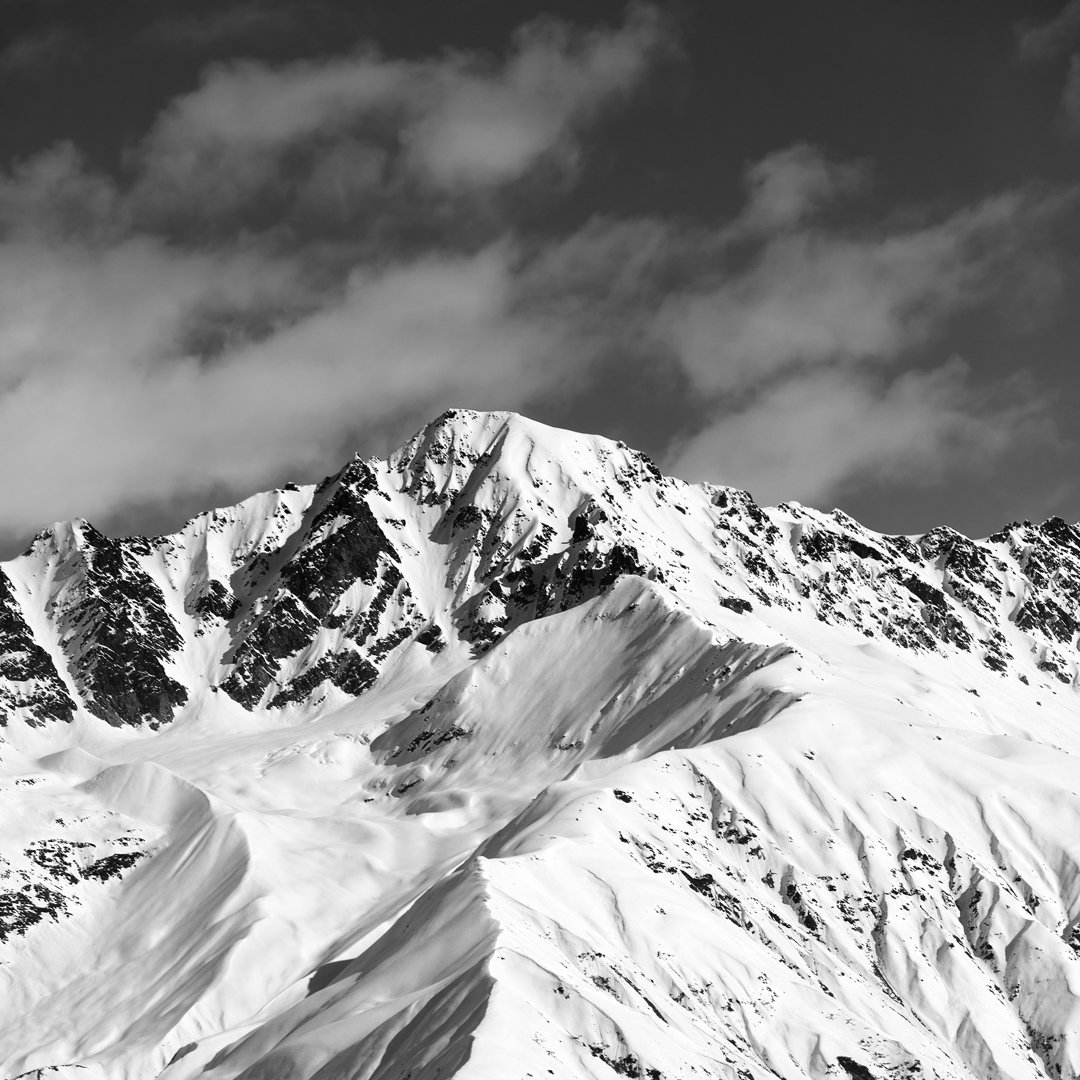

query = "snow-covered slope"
[3,409,1080,1080]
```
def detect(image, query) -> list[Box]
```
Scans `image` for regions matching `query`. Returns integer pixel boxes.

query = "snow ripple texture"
[2,410,1080,1080]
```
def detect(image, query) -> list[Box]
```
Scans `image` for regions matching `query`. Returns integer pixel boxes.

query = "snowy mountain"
[3,408,1080,1080]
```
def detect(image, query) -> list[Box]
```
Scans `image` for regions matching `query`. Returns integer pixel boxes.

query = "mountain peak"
[391,407,591,478]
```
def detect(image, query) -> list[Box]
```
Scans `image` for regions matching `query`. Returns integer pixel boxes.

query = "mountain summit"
[3,410,1080,1080]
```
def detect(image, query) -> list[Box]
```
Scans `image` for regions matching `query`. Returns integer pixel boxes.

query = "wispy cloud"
[1015,1,1080,136]
[668,191,1059,394]
[1059,54,1080,133]
[141,3,301,48]
[734,143,869,235]
[0,25,77,77]
[127,3,670,226]
[657,146,1069,502]
[669,360,1050,507]
[1016,0,1080,62]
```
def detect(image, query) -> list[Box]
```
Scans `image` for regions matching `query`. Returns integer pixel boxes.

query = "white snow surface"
[1,410,1080,1080]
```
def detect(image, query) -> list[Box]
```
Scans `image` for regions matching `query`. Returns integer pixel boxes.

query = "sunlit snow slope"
[3,410,1080,1080]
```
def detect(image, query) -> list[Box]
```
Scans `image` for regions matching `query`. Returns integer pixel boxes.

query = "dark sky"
[2,0,1079,549]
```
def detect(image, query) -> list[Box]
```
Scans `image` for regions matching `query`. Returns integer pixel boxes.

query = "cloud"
[654,146,1070,505]
[128,52,413,222]
[0,235,303,388]
[0,143,123,242]
[141,3,300,48]
[1059,54,1080,133]
[1015,2,1080,137]
[736,144,868,235]
[0,25,76,76]
[667,188,1052,394]
[402,8,667,188]
[1016,1,1080,62]
[129,4,670,221]
[0,241,565,534]
[668,359,1047,507]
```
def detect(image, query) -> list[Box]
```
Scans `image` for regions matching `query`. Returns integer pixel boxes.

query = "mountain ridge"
[2,408,1078,736]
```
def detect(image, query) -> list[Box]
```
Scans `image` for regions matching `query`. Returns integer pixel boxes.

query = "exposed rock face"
[0,570,74,726]
[53,525,189,728]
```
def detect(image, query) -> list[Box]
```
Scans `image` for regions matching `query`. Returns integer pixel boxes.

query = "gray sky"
[2,0,1080,551]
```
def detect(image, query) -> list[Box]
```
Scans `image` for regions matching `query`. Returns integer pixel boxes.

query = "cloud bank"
[0,6,1072,539]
